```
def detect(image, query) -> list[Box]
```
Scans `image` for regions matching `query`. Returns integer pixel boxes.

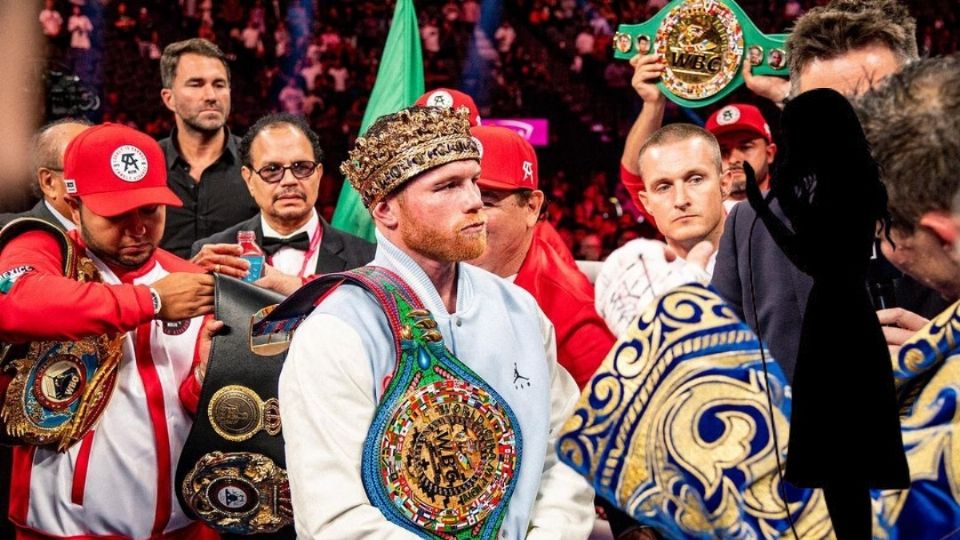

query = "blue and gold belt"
[0,218,122,453]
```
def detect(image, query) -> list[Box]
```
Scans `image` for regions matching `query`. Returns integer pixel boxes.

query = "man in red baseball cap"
[705,103,777,204]
[0,123,219,539]
[468,125,615,388]
[415,87,482,127]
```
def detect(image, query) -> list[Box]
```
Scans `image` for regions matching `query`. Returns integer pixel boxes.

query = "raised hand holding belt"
[612,0,788,107]
[261,232,310,256]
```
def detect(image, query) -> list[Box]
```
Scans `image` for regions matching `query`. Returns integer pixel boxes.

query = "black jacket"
[711,200,949,384]
[190,214,376,275]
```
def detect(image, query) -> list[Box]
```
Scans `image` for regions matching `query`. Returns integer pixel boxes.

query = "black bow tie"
[261,232,310,256]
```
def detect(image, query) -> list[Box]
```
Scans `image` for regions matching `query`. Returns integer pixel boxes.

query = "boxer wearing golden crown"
[0,124,219,539]
[277,106,595,539]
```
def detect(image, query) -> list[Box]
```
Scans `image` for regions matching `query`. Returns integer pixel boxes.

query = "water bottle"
[237,230,265,283]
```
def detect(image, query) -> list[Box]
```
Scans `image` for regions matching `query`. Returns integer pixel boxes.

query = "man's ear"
[919,210,956,249]
[37,168,57,199]
[371,197,399,230]
[525,190,545,227]
[160,88,175,113]
[64,195,81,225]
[720,170,733,199]
[240,166,257,196]
[637,189,649,208]
[766,141,778,164]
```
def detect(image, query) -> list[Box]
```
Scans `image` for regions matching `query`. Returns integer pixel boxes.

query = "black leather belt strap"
[175,275,291,538]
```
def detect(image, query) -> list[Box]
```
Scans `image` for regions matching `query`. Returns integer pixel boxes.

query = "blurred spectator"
[67,5,93,80]
[113,2,137,37]
[278,76,306,115]
[319,25,342,54]
[275,20,291,68]
[421,17,440,54]
[327,57,349,94]
[249,0,267,33]
[495,20,517,55]
[300,57,323,91]
[462,0,481,26]
[239,17,263,55]
[135,7,155,54]
[442,0,460,23]
[39,0,63,40]
[68,5,91,50]
[579,234,603,261]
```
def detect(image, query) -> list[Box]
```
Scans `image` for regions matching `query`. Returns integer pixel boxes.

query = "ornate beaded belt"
[251,266,522,538]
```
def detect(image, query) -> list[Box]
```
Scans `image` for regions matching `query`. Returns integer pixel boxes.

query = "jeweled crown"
[341,106,480,207]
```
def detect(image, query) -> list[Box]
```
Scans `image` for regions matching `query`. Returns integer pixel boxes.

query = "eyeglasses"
[251,161,320,183]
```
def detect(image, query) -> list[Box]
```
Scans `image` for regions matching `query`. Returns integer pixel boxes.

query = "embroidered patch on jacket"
[162,319,191,336]
[0,265,34,294]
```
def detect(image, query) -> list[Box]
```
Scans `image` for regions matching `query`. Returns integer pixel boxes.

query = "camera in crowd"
[46,70,99,117]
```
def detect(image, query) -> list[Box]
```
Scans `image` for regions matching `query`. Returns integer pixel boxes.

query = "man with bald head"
[0,119,90,230]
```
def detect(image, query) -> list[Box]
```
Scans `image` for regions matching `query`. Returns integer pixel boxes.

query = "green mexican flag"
[331,0,425,242]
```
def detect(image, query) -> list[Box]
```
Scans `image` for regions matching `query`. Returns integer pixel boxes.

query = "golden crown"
[340,106,480,207]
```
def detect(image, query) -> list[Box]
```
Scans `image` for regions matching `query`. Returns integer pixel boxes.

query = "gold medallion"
[657,0,744,100]
[208,385,281,442]
[181,451,292,534]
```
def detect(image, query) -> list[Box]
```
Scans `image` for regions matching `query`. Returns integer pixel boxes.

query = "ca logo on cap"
[717,106,741,126]
[110,145,149,182]
[522,161,534,182]
[426,90,453,109]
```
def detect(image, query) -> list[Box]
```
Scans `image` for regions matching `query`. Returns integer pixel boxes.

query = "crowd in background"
[33,0,960,259]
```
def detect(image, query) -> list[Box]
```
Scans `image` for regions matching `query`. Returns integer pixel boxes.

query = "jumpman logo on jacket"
[513,362,530,389]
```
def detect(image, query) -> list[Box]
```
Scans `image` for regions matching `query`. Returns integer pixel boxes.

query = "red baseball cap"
[63,123,182,217]
[415,88,481,127]
[705,103,772,143]
[471,126,538,191]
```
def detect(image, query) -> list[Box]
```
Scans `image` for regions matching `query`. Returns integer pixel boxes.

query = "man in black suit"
[191,113,374,293]
[0,119,90,230]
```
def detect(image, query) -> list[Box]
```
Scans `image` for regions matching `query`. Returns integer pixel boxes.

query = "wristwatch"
[149,287,162,318]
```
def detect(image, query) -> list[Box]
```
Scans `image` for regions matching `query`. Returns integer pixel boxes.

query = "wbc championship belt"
[612,0,788,107]
[246,266,522,539]
[0,218,123,452]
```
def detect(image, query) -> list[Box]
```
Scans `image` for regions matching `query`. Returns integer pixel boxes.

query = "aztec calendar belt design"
[379,377,518,531]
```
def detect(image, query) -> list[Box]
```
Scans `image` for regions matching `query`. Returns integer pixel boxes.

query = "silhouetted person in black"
[745,89,909,538]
